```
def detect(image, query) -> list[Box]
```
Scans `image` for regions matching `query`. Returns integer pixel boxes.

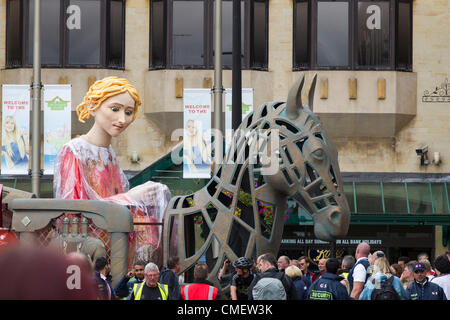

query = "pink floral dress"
[53,137,171,267]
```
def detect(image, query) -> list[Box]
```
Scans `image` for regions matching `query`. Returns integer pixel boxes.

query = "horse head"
[249,74,350,241]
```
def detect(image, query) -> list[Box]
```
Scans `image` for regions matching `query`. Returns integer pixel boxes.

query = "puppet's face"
[91,92,136,137]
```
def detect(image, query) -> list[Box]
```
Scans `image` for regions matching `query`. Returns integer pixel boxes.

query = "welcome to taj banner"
[1,85,31,175]
[183,89,212,179]
[224,88,254,153]
[43,85,71,175]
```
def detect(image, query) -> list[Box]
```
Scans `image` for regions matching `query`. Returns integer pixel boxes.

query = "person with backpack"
[359,257,406,300]
[248,253,299,300]
[306,258,351,300]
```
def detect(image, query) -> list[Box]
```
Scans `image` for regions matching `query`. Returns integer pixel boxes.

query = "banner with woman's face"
[183,89,212,179]
[1,85,31,175]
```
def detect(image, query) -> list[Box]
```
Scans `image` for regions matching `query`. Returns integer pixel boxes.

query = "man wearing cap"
[431,254,450,300]
[405,262,447,300]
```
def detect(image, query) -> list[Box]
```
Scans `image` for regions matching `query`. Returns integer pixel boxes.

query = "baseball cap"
[413,262,426,272]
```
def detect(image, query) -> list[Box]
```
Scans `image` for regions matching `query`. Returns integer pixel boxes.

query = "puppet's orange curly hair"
[76,76,142,123]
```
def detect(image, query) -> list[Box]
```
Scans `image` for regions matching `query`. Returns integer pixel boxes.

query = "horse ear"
[307,74,318,111]
[286,74,305,120]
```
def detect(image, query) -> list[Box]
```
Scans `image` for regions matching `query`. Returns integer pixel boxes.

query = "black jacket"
[306,273,351,300]
[248,268,299,300]
[93,270,116,300]
[292,276,308,300]
[160,268,181,300]
[113,275,144,299]
[405,279,447,300]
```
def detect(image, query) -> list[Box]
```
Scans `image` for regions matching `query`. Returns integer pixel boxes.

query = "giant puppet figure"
[53,77,171,267]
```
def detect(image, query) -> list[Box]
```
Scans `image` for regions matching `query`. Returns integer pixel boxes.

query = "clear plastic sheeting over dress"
[53,137,171,266]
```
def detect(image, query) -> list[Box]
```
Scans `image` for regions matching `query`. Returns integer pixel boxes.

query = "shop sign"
[281,238,383,245]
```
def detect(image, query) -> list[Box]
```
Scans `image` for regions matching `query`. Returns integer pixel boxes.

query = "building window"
[317,1,349,67]
[293,0,412,71]
[150,0,268,70]
[6,0,125,69]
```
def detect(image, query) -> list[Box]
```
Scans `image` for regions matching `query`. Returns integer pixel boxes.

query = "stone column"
[109,232,129,287]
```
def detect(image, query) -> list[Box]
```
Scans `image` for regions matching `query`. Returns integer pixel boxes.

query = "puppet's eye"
[312,149,325,161]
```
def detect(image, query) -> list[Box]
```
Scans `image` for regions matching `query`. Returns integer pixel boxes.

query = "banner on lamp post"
[1,85,31,175]
[183,89,212,179]
[43,85,72,175]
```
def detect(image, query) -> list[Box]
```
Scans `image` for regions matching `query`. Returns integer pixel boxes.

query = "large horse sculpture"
[163,73,350,291]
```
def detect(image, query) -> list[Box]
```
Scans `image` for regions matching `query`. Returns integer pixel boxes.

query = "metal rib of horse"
[163,73,350,291]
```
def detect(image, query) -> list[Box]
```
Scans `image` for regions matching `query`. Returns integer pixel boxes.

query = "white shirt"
[431,274,450,300]
[353,257,369,283]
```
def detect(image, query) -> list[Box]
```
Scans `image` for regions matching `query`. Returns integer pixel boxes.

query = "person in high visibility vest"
[181,263,220,300]
[129,262,169,300]
[338,255,355,294]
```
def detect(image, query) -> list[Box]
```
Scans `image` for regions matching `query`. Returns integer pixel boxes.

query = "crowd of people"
[1,242,449,300]
[95,242,449,300]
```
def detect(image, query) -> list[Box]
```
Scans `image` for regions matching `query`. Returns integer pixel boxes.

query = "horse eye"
[312,149,325,161]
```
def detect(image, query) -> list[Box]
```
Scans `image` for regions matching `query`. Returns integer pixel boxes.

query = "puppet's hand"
[126,181,165,206]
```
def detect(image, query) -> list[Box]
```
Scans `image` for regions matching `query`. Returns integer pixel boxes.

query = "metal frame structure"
[9,199,133,286]
[163,73,350,291]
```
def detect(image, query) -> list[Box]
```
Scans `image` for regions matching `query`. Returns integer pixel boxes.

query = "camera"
[415,145,428,156]
[416,145,429,165]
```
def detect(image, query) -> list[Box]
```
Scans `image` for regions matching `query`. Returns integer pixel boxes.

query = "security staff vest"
[181,283,218,300]
[132,282,169,300]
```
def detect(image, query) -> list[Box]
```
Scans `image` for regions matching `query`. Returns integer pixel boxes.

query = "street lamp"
[31,0,42,197]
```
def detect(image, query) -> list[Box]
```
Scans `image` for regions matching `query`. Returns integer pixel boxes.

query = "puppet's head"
[76,76,142,123]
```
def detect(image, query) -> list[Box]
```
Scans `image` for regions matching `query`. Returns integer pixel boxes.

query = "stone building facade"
[0,0,449,257]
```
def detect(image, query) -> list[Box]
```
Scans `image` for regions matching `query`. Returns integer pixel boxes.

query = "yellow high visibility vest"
[132,282,168,300]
